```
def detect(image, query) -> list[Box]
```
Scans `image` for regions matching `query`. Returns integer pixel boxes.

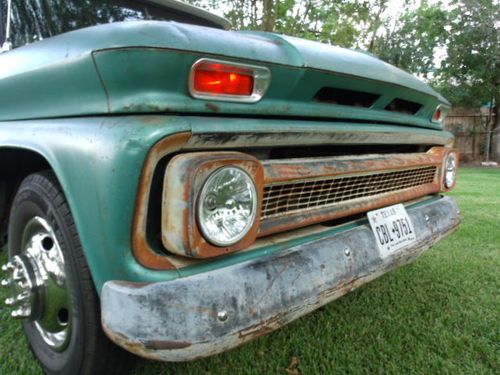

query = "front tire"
[5,171,132,375]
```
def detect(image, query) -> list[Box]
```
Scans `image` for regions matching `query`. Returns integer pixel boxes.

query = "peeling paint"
[102,196,460,362]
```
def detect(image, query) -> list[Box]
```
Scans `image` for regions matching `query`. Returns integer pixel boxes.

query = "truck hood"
[0,21,448,128]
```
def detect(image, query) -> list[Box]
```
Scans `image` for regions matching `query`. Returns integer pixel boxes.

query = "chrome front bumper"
[101,196,460,361]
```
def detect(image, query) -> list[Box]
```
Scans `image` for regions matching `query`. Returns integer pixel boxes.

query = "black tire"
[8,171,134,375]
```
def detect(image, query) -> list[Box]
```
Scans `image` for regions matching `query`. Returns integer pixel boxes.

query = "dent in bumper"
[101,196,460,361]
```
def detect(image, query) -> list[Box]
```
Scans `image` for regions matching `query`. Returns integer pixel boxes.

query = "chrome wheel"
[2,216,72,351]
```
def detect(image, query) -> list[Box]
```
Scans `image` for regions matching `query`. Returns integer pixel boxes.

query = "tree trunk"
[262,0,277,32]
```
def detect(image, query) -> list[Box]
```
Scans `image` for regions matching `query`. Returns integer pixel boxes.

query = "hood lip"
[2,20,450,105]
[93,44,449,105]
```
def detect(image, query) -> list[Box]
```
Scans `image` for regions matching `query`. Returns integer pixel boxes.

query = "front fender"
[0,116,190,291]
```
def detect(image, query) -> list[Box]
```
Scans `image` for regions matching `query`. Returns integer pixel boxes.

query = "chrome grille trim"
[262,166,437,219]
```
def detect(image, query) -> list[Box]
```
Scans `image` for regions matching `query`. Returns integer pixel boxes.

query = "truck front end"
[0,1,460,367]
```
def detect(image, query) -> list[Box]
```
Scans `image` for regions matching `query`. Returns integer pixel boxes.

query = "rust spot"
[143,340,192,350]
[205,102,220,112]
[162,152,265,258]
[131,132,191,270]
[258,147,456,237]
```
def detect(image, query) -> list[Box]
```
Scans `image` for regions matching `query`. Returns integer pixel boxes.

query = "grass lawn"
[1,167,498,374]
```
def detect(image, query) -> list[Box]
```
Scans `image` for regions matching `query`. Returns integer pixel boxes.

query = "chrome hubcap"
[1,217,72,351]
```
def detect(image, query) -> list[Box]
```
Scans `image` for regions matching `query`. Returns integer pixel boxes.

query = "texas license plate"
[367,204,417,257]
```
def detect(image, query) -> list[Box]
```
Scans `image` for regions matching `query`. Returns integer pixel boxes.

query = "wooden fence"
[444,107,497,163]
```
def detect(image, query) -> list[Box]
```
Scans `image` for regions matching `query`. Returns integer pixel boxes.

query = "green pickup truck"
[0,1,460,374]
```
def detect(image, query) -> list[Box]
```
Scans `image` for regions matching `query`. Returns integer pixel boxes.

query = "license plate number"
[367,204,417,257]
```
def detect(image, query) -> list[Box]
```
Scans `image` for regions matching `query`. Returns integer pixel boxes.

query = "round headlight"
[444,153,457,188]
[197,166,257,246]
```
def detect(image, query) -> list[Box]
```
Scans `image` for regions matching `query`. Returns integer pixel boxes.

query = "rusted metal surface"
[102,196,461,361]
[186,125,456,149]
[258,147,457,236]
[262,166,437,218]
[157,147,456,258]
[131,132,191,270]
[262,146,446,183]
[162,152,264,258]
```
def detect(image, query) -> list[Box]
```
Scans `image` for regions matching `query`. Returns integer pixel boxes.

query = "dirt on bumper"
[101,196,460,361]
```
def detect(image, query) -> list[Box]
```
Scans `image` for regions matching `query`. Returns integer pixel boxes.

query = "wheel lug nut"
[16,292,29,302]
[5,297,15,306]
[1,263,12,272]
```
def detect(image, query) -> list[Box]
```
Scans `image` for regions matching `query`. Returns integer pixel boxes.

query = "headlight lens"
[197,166,257,246]
[444,152,457,188]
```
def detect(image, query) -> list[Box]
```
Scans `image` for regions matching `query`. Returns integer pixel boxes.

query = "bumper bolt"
[16,292,29,302]
[217,310,228,322]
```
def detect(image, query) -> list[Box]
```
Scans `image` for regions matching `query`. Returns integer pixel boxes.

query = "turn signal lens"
[432,104,449,123]
[189,58,271,103]
[194,68,254,96]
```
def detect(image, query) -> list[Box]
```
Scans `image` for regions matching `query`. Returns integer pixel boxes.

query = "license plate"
[367,204,417,257]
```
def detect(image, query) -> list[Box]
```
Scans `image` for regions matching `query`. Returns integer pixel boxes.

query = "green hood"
[0,21,448,128]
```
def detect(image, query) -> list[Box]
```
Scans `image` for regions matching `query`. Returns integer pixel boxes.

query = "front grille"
[262,166,437,219]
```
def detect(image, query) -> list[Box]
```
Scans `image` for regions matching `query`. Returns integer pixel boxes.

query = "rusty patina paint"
[258,147,458,236]
[262,146,448,183]
[158,146,456,257]
[101,196,461,362]
[162,152,264,258]
[131,132,191,270]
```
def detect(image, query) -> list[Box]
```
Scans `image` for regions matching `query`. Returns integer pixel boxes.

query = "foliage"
[187,0,499,110]
[434,0,499,109]
[373,2,449,78]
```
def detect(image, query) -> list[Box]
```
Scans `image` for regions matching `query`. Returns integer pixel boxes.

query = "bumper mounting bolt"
[217,310,228,322]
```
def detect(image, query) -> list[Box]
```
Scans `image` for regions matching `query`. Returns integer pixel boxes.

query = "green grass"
[1,168,499,374]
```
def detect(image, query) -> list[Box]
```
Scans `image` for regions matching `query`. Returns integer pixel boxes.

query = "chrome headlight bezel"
[197,166,258,247]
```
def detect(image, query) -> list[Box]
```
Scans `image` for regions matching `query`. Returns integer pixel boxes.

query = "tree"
[372,1,449,77]
[435,0,499,160]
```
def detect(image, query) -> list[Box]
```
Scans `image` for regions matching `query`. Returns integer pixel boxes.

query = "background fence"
[444,107,498,163]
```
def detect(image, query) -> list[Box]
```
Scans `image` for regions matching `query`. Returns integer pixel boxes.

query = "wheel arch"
[0,146,55,245]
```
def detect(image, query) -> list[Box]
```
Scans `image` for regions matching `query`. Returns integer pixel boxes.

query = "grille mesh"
[262,166,437,219]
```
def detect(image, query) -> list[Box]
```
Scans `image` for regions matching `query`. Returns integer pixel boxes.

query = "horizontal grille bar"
[262,166,437,219]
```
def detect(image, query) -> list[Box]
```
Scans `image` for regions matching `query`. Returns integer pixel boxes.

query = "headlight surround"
[444,152,458,189]
[162,151,263,258]
[197,166,258,246]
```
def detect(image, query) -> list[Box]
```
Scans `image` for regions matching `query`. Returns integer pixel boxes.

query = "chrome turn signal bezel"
[432,104,450,124]
[188,58,271,103]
